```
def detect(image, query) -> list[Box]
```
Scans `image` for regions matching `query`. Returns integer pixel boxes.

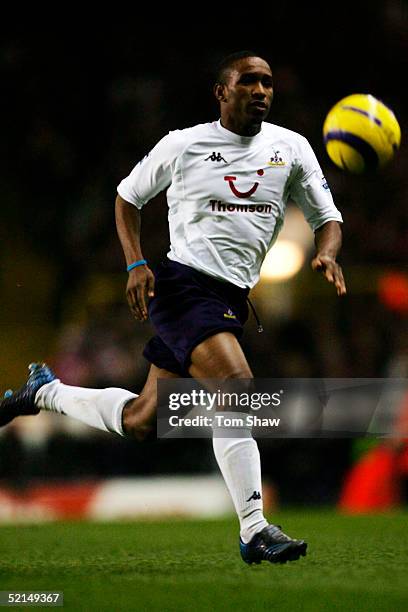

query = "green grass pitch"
[0,510,407,611]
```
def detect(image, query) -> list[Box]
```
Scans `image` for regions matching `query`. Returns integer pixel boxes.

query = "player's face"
[220,57,273,127]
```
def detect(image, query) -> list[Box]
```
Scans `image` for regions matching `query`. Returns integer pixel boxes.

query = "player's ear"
[214,83,227,103]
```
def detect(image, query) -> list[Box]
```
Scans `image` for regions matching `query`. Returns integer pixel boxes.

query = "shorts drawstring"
[246,297,264,333]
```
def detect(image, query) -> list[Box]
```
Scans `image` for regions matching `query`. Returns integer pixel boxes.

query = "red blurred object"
[378,272,408,313]
[29,482,98,518]
[338,445,402,513]
[339,392,408,513]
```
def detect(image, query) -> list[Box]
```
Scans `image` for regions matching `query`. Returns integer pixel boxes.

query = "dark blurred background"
[0,6,407,509]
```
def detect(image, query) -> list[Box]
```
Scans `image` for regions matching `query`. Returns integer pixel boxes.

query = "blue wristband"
[127,259,147,272]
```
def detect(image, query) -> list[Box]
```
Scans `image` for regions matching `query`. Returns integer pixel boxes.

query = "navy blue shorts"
[143,259,249,376]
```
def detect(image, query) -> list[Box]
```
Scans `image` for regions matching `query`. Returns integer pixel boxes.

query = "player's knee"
[123,413,153,441]
[221,367,253,382]
[217,368,254,398]
[122,397,155,441]
[127,422,153,441]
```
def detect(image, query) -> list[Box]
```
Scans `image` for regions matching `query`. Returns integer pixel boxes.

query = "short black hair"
[215,50,265,84]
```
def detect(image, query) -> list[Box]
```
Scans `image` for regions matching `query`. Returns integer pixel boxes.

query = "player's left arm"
[289,136,346,296]
[312,220,346,296]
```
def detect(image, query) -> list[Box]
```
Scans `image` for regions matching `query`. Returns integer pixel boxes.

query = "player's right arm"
[116,130,186,321]
[115,194,154,321]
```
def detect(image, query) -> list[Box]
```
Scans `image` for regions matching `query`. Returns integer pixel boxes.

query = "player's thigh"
[189,331,253,380]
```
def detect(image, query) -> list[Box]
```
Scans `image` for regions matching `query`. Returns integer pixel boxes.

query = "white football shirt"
[117,120,342,288]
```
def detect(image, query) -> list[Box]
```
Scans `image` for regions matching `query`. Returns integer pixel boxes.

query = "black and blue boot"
[240,524,307,565]
[0,363,56,427]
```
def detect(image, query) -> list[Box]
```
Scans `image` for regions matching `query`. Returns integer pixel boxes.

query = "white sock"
[35,380,137,436]
[212,412,268,543]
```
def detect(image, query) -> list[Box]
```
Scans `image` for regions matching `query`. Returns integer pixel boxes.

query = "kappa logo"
[267,150,286,167]
[223,308,236,320]
[205,152,228,163]
[246,491,262,502]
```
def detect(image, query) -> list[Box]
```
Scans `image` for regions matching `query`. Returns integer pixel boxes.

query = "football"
[323,94,401,173]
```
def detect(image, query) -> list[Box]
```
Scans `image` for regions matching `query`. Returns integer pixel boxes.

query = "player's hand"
[311,254,347,296]
[126,266,155,321]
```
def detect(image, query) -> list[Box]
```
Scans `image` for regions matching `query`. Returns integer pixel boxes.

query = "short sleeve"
[289,136,343,231]
[117,131,185,208]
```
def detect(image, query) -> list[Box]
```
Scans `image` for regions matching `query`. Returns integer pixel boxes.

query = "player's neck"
[220,116,262,137]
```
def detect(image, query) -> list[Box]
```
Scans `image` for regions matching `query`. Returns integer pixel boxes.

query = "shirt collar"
[215,119,264,145]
